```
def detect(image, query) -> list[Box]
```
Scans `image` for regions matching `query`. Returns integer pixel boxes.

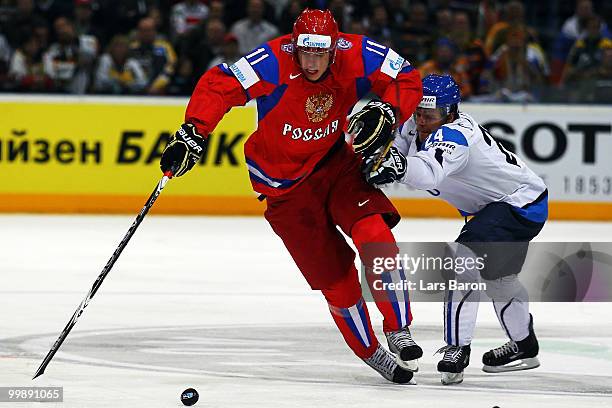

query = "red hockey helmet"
[292,8,339,63]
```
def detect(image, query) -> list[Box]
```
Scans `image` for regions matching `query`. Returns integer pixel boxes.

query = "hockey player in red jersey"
[160,8,423,384]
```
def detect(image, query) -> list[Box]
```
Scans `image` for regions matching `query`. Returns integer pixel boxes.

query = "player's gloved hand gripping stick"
[364,146,408,186]
[160,123,208,177]
[33,124,207,379]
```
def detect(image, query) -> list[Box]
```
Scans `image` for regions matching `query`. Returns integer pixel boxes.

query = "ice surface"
[1,215,611,407]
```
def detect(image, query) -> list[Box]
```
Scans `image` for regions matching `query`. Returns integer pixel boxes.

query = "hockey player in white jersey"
[363,74,548,385]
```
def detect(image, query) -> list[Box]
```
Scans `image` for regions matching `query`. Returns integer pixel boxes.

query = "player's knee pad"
[351,214,398,269]
[485,274,528,303]
[321,264,363,308]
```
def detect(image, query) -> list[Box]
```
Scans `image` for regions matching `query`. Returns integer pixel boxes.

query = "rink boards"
[1,95,611,220]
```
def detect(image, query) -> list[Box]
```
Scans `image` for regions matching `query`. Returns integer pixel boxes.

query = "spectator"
[73,0,106,46]
[419,38,472,99]
[3,0,46,50]
[591,47,612,103]
[383,0,409,32]
[93,34,146,94]
[231,0,278,54]
[146,5,170,42]
[114,0,152,34]
[563,16,611,84]
[551,0,611,83]
[451,11,487,95]
[32,18,51,51]
[180,18,226,83]
[327,0,355,33]
[561,0,609,44]
[207,33,240,70]
[346,19,367,36]
[484,1,537,56]
[433,8,453,43]
[167,56,196,96]
[171,0,209,41]
[36,0,75,24]
[279,0,304,35]
[0,33,10,89]
[483,27,548,102]
[208,0,226,24]
[366,4,395,47]
[7,35,53,92]
[129,17,176,95]
[397,1,432,66]
[43,16,98,93]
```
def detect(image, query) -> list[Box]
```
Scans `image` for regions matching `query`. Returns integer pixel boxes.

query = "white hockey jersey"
[395,112,548,222]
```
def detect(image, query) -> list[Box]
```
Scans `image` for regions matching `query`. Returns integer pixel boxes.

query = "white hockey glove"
[364,146,407,186]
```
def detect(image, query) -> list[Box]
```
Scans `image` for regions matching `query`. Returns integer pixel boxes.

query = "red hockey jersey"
[185,33,422,196]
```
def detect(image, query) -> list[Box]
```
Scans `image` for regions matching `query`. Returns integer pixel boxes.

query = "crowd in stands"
[0,0,610,103]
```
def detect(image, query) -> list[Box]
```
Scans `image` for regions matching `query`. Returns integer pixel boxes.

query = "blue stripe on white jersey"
[512,192,548,223]
[423,127,469,151]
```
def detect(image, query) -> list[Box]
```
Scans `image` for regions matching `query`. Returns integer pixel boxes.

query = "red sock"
[321,266,378,359]
[351,214,413,333]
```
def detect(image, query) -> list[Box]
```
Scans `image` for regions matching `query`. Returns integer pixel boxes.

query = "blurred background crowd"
[0,0,610,103]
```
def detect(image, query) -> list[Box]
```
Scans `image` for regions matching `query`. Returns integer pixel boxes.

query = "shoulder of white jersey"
[359,36,414,79]
[423,124,469,150]
[219,36,285,89]
[444,112,482,143]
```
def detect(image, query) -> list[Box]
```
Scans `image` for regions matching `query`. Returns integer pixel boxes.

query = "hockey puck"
[180,388,199,406]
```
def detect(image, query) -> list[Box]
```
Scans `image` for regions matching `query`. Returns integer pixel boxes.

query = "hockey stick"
[32,172,172,379]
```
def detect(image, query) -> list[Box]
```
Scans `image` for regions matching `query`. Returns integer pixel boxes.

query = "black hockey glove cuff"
[160,123,208,177]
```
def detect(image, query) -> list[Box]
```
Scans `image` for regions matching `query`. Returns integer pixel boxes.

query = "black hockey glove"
[364,146,407,186]
[160,123,208,177]
[347,100,396,159]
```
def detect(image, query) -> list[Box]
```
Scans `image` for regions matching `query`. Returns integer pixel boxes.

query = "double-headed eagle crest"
[305,92,334,123]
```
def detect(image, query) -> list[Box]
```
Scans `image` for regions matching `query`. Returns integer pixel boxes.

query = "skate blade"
[395,355,419,372]
[482,357,540,373]
[440,372,463,385]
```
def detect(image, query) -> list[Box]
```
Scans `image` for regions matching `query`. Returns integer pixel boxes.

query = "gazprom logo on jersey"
[229,57,259,89]
[381,49,405,79]
[389,57,404,71]
[297,34,331,49]
[230,64,246,82]
[419,96,437,109]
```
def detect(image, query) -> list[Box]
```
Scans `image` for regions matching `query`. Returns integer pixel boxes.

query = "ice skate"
[385,326,423,372]
[436,344,471,385]
[362,344,415,384]
[482,315,540,373]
